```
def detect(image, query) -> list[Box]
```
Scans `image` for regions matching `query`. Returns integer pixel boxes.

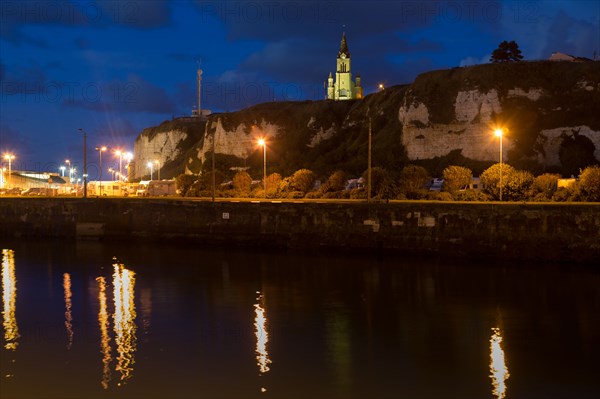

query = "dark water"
[1,240,599,399]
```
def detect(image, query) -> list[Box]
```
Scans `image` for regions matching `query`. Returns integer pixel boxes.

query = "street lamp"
[147,161,153,180]
[95,146,107,196]
[258,138,266,197]
[65,159,72,182]
[78,129,88,198]
[378,83,385,91]
[59,165,66,177]
[494,129,504,201]
[3,153,15,188]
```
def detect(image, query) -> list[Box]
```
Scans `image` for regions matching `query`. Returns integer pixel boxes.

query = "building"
[548,52,593,62]
[326,33,363,100]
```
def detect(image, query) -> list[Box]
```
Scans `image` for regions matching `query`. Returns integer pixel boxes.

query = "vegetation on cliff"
[141,61,599,183]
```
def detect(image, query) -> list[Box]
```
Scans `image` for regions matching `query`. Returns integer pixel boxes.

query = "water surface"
[1,240,599,398]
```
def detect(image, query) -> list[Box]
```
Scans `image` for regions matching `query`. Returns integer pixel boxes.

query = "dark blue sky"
[1,0,599,174]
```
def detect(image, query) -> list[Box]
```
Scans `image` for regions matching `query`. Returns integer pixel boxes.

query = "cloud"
[0,0,172,47]
[193,0,451,41]
[539,10,599,59]
[64,74,176,115]
[459,54,491,67]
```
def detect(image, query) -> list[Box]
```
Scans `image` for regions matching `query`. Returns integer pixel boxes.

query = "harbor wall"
[1,198,599,262]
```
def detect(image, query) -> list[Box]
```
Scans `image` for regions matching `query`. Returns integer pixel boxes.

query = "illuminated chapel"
[326,33,364,100]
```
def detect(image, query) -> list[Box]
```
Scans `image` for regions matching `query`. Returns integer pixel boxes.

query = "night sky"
[1,0,599,174]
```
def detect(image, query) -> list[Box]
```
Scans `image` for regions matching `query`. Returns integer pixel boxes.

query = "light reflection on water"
[63,273,74,350]
[97,276,112,389]
[254,291,271,393]
[2,249,19,351]
[112,262,137,385]
[490,327,510,399]
[1,241,599,399]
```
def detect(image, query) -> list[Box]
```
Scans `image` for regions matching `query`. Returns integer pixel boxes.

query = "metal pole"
[212,129,216,203]
[99,150,103,196]
[499,134,503,202]
[368,118,372,203]
[263,143,267,198]
[79,129,87,199]
[8,157,11,188]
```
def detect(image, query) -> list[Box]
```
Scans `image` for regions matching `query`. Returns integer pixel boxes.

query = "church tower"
[327,33,363,100]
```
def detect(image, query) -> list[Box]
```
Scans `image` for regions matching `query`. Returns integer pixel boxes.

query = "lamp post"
[3,153,15,188]
[96,146,107,196]
[78,129,88,198]
[368,118,372,203]
[494,129,503,201]
[65,159,72,182]
[147,161,153,180]
[60,165,66,177]
[154,159,160,181]
[258,138,266,198]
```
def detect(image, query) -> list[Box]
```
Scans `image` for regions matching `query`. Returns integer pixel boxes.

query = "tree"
[442,165,473,194]
[490,40,524,63]
[175,174,196,196]
[398,165,430,199]
[233,171,252,196]
[289,169,316,193]
[559,133,596,177]
[578,165,600,202]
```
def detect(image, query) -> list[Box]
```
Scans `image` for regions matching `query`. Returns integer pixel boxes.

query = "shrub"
[265,173,282,197]
[442,165,473,193]
[287,191,305,199]
[454,189,489,201]
[480,163,515,200]
[578,165,600,201]
[233,171,252,196]
[528,173,560,200]
[427,191,453,201]
[326,170,348,192]
[175,174,196,196]
[504,170,534,201]
[349,188,366,199]
[362,167,398,199]
[398,165,430,198]
[289,169,316,193]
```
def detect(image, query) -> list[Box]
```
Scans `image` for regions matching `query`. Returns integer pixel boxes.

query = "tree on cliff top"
[490,41,524,63]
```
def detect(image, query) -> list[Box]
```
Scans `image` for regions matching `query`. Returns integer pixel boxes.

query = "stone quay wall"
[1,198,598,263]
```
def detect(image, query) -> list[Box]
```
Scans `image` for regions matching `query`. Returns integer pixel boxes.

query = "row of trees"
[176,164,600,202]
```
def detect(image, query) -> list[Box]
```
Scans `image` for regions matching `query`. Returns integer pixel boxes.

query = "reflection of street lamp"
[3,153,15,188]
[147,161,153,180]
[258,138,266,197]
[78,129,88,198]
[494,129,504,201]
[96,146,107,196]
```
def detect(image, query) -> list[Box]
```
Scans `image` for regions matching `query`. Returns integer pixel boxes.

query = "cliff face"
[133,61,600,179]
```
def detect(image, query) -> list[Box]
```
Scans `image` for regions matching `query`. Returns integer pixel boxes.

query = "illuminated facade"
[326,33,363,101]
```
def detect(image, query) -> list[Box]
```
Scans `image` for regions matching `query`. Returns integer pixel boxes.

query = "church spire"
[338,32,350,58]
